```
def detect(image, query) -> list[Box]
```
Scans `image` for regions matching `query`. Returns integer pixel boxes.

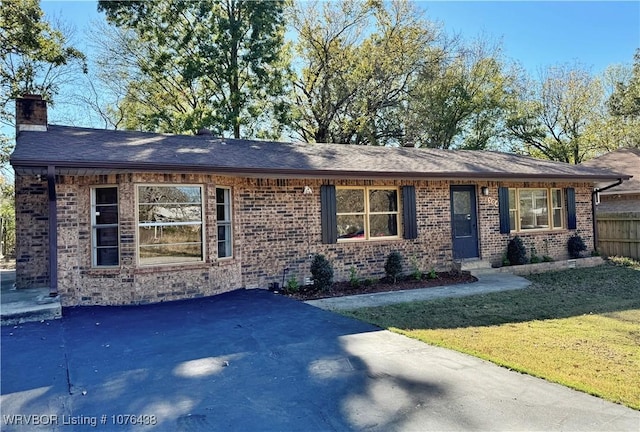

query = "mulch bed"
[283,271,477,301]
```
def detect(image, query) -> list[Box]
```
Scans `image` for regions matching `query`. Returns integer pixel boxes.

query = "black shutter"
[566,187,576,230]
[320,185,337,244]
[402,186,418,239]
[498,187,510,234]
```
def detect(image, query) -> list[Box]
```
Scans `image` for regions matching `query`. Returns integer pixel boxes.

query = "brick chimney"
[15,95,48,133]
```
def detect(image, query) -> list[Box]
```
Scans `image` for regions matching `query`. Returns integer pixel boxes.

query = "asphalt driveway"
[1,289,638,431]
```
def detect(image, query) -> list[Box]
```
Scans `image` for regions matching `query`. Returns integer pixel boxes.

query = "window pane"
[217,204,226,221]
[138,186,201,204]
[553,208,563,228]
[139,225,202,246]
[96,204,118,224]
[453,191,471,214]
[139,204,201,224]
[369,190,398,212]
[508,189,516,210]
[218,224,227,241]
[139,244,203,265]
[370,214,398,237]
[552,189,562,208]
[218,240,230,258]
[216,187,225,203]
[337,214,365,239]
[96,227,118,247]
[96,247,118,266]
[95,187,117,205]
[337,189,364,213]
[509,210,517,231]
[520,189,548,229]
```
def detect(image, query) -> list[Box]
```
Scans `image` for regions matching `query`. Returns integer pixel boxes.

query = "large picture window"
[509,188,564,232]
[91,187,119,267]
[137,185,204,265]
[216,187,232,258]
[336,187,399,240]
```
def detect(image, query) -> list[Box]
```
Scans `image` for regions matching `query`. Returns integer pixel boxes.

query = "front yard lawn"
[341,258,640,410]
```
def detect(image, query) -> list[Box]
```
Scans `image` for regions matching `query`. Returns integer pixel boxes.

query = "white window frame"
[509,187,565,232]
[216,187,233,259]
[336,186,400,242]
[91,186,119,268]
[136,184,205,266]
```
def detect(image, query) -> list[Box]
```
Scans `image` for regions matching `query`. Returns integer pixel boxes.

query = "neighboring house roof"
[580,148,640,194]
[11,125,630,182]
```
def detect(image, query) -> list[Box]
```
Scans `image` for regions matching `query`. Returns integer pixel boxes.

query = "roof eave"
[10,159,630,183]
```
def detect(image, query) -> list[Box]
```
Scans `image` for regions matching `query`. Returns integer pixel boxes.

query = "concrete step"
[1,287,62,326]
[459,259,493,271]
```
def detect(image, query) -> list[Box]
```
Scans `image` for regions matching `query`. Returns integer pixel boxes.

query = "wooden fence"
[596,212,640,260]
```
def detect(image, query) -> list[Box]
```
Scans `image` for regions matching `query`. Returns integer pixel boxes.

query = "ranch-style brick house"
[10,96,631,306]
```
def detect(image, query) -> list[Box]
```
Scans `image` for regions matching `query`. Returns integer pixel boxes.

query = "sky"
[40,0,640,76]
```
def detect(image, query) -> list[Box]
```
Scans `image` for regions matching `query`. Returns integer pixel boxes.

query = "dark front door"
[450,185,479,259]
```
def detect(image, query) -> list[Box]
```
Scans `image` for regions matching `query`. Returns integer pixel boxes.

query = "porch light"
[481,186,489,196]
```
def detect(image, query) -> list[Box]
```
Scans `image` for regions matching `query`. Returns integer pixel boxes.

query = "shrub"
[542,255,554,263]
[567,234,587,258]
[507,236,527,265]
[428,267,437,279]
[349,266,360,288]
[410,256,422,280]
[285,275,299,293]
[530,246,541,264]
[501,251,511,267]
[385,251,403,284]
[310,254,334,292]
[362,278,375,287]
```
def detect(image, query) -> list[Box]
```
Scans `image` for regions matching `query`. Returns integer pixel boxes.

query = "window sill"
[510,228,567,235]
[337,236,403,244]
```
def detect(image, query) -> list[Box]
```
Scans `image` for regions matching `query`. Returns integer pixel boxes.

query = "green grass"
[342,259,640,410]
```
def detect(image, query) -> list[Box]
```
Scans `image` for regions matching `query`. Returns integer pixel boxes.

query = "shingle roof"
[11,125,630,182]
[580,148,639,193]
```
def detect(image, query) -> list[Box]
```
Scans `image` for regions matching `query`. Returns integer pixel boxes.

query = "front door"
[450,185,479,259]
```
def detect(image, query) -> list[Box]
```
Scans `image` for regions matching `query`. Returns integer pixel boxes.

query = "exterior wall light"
[481,186,489,196]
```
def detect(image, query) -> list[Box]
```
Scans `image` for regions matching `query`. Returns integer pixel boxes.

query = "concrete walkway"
[306,271,531,310]
[0,270,61,325]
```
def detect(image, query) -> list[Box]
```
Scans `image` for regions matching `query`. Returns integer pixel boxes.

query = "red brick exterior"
[14,172,596,306]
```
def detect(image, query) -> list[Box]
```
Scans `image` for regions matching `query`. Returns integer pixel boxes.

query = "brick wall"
[14,172,595,305]
[15,174,49,288]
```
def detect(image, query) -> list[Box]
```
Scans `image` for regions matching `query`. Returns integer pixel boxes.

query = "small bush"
[501,251,511,267]
[349,266,360,288]
[507,236,527,265]
[410,256,422,280]
[567,234,587,258]
[285,275,299,293]
[362,278,375,287]
[530,246,541,264]
[428,267,437,279]
[608,256,639,268]
[310,254,334,292]
[542,255,554,263]
[385,251,403,284]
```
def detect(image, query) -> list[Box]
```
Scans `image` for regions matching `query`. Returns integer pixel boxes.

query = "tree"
[97,0,290,138]
[291,0,439,145]
[0,0,86,167]
[606,49,640,148]
[608,49,640,119]
[0,176,15,259]
[506,64,607,164]
[406,39,514,150]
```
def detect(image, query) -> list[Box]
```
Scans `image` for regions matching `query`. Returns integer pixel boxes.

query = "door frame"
[450,185,479,260]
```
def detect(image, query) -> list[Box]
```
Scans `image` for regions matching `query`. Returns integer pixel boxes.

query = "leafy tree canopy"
[97,0,290,139]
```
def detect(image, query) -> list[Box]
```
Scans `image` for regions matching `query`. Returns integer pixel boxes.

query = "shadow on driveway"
[2,289,638,431]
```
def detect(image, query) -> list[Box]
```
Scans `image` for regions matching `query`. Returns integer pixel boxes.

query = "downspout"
[591,178,623,254]
[47,165,58,297]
